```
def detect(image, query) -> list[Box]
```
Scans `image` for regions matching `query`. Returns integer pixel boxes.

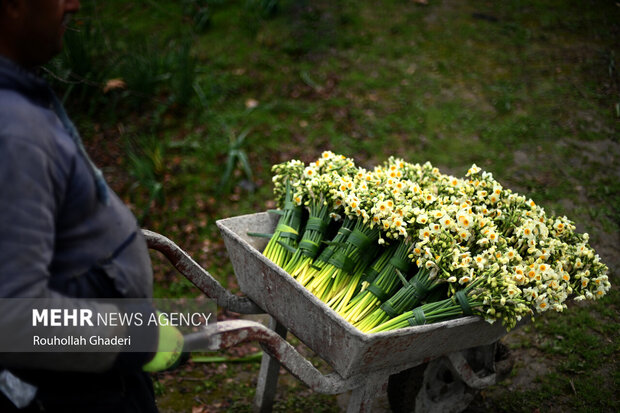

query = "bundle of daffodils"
[256,151,610,332]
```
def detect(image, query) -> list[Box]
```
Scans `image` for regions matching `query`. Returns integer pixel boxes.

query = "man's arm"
[0,134,154,372]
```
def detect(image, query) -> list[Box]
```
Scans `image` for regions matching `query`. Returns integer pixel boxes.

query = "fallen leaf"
[103,78,126,93]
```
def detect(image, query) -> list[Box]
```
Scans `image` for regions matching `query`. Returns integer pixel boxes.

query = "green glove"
[142,313,185,372]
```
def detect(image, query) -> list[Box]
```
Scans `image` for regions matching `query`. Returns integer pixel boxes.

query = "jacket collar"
[0,55,53,106]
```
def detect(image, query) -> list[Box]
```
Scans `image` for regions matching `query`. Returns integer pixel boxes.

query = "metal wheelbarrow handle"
[142,229,263,314]
[183,319,380,397]
[184,321,510,413]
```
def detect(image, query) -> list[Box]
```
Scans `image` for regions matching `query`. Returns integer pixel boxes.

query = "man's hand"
[142,314,185,372]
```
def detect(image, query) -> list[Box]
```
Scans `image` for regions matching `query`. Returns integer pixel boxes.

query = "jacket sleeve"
[0,134,156,372]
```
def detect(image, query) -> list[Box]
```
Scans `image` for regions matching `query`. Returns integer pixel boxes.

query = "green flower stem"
[297,218,355,286]
[284,199,331,275]
[308,263,339,301]
[356,266,439,332]
[341,241,410,323]
[340,247,394,312]
[368,299,451,332]
[368,278,486,333]
[306,220,380,303]
[327,258,368,311]
[263,184,303,268]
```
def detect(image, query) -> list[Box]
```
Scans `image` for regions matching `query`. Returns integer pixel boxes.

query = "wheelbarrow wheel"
[387,341,513,413]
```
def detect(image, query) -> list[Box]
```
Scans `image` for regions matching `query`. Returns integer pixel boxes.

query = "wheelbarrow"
[144,211,516,413]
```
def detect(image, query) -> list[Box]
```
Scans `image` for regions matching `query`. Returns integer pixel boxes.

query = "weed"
[167,39,199,108]
[126,134,167,224]
[245,0,279,19]
[152,378,166,397]
[45,12,112,113]
[118,41,167,110]
[219,127,255,194]
[182,0,213,33]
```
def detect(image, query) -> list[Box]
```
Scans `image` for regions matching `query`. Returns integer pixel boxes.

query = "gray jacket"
[0,57,156,372]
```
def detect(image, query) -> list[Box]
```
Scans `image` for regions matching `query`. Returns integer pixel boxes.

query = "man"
[0,0,183,411]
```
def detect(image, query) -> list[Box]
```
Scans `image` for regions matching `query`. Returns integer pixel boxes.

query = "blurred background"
[46,0,618,411]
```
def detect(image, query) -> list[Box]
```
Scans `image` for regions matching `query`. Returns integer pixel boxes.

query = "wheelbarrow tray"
[217,212,508,380]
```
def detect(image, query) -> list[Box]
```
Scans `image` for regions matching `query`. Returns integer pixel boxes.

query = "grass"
[471,289,619,412]
[50,0,619,411]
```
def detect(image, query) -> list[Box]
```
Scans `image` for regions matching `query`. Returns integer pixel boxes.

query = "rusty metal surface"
[447,351,497,390]
[254,318,287,413]
[345,371,387,413]
[216,212,510,380]
[143,229,263,314]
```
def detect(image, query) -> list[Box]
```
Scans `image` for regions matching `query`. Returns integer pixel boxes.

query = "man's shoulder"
[0,89,74,157]
[0,88,53,130]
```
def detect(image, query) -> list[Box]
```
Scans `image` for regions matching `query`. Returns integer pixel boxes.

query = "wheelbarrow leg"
[346,372,385,413]
[254,317,287,413]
